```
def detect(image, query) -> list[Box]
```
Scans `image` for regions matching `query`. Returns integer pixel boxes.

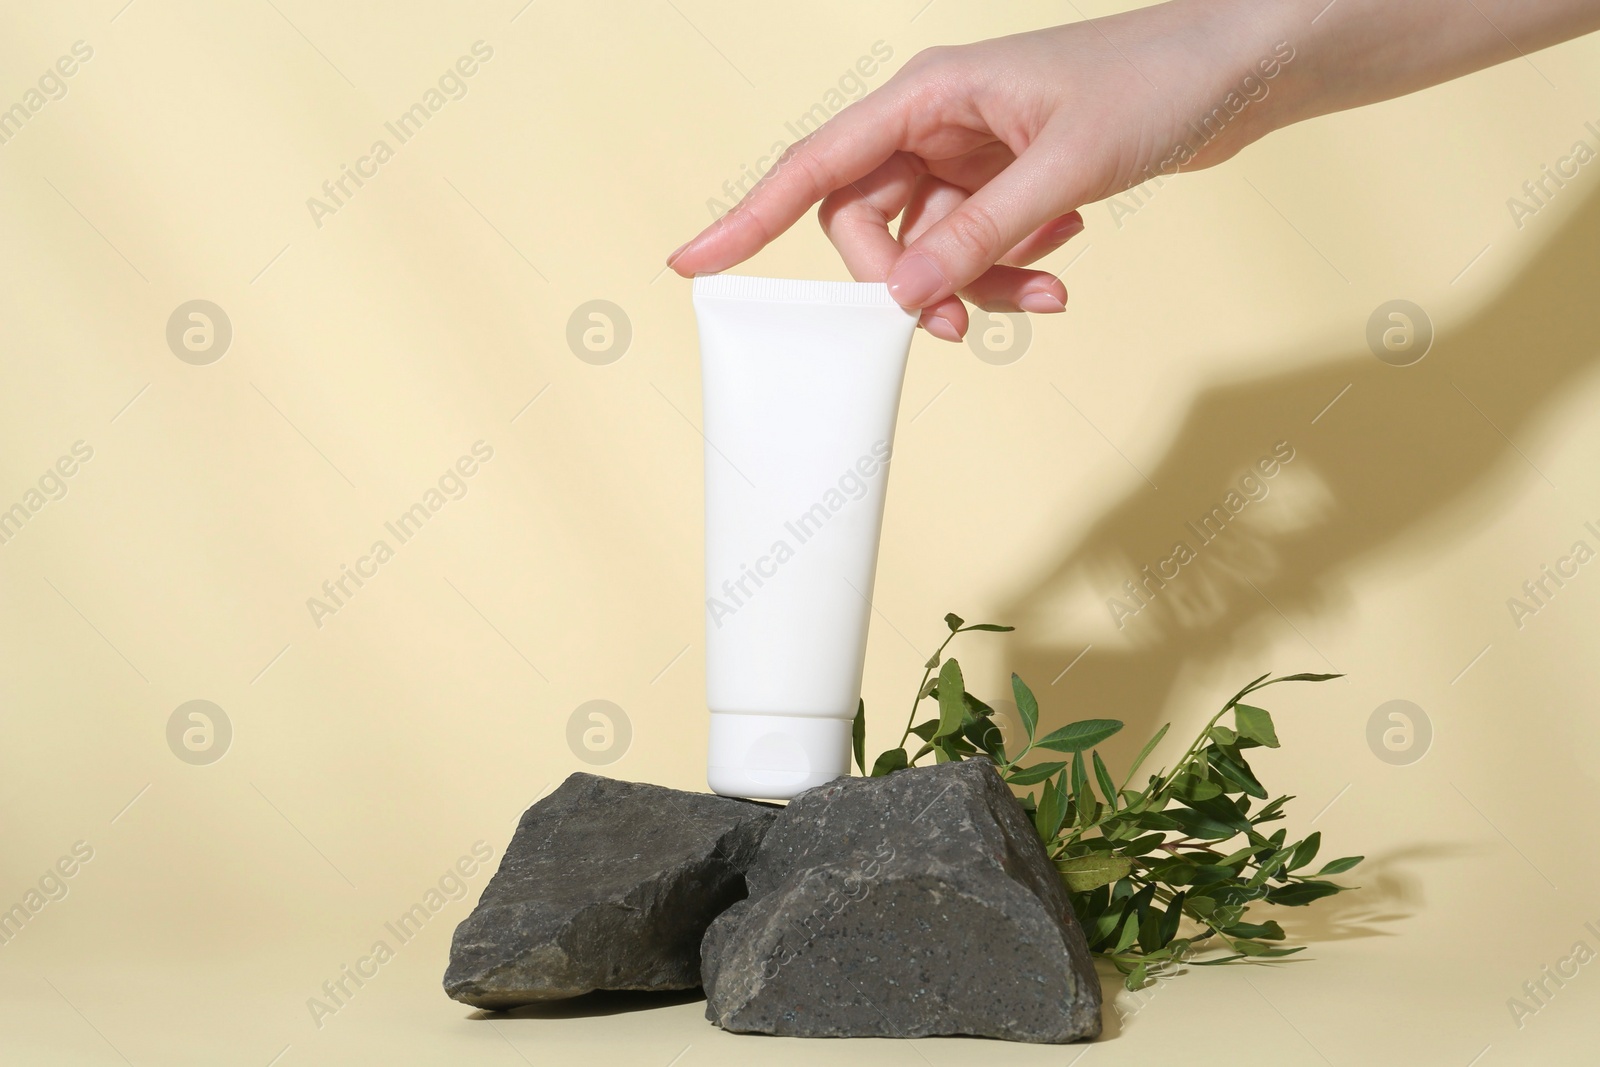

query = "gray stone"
[701,760,1102,1042]
[444,773,776,1009]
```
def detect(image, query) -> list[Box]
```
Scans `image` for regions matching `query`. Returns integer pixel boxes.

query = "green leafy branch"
[853,613,1363,991]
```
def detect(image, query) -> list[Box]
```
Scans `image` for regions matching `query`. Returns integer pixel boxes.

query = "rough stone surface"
[444,773,776,1009]
[701,760,1102,1042]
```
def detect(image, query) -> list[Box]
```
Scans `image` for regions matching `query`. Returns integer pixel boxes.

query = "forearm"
[1247,0,1600,135]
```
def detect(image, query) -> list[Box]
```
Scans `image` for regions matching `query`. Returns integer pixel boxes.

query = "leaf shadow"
[1001,188,1600,784]
[1267,840,1479,943]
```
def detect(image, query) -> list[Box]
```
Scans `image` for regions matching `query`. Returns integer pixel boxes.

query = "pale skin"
[668,0,1600,341]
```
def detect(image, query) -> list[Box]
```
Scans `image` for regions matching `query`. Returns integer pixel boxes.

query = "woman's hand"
[667,0,1600,341]
[667,2,1286,339]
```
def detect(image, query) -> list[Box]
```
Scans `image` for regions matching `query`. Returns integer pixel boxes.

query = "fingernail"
[1052,213,1085,240]
[666,240,691,267]
[924,314,962,342]
[1019,290,1066,314]
[886,253,948,308]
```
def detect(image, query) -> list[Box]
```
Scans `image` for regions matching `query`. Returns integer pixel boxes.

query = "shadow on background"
[1004,189,1600,765]
[1273,842,1479,944]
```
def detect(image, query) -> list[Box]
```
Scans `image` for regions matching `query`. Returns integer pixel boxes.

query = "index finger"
[668,93,905,276]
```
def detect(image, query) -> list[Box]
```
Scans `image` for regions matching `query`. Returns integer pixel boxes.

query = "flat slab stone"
[701,760,1102,1042]
[444,773,776,1009]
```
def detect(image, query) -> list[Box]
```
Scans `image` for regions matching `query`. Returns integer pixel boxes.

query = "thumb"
[885,147,1088,310]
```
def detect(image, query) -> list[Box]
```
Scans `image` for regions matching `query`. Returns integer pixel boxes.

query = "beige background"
[2,0,1599,1063]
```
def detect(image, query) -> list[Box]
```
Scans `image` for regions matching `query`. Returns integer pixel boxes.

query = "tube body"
[693,275,918,799]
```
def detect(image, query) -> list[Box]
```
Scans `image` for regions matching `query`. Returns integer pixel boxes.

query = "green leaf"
[1272,672,1342,683]
[852,699,866,774]
[1252,795,1292,823]
[1208,725,1238,746]
[1088,903,1126,948]
[1231,940,1305,958]
[1159,890,1187,945]
[1229,939,1276,957]
[1005,761,1067,786]
[1055,854,1133,892]
[909,720,939,742]
[1123,962,1150,991]
[944,612,964,631]
[924,651,940,669]
[1208,748,1267,799]
[1034,719,1124,753]
[1113,911,1141,953]
[964,623,1014,632]
[1012,673,1039,742]
[1073,753,1096,825]
[1183,794,1254,834]
[933,658,966,739]
[1188,864,1243,887]
[1122,722,1170,786]
[1163,807,1238,840]
[1288,832,1321,871]
[1171,773,1223,803]
[1234,704,1280,748]
[1223,920,1285,941]
[966,717,1007,762]
[1034,776,1068,841]
[1223,672,1272,708]
[1267,880,1345,906]
[1137,912,1164,953]
[963,692,995,717]
[1316,856,1364,876]
[1092,751,1118,810]
[1123,833,1168,857]
[870,747,908,777]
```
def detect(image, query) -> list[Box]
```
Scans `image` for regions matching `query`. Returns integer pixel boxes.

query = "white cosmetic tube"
[693,275,919,800]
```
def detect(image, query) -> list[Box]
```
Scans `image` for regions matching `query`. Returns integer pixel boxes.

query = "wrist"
[1162,0,1309,167]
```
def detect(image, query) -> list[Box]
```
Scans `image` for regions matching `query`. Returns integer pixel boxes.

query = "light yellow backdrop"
[2,1,1599,1064]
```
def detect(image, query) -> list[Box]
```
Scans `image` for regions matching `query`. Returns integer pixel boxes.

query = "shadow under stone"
[467,987,707,1021]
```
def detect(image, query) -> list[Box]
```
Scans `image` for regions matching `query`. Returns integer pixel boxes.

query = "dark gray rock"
[444,773,776,1009]
[701,760,1102,1042]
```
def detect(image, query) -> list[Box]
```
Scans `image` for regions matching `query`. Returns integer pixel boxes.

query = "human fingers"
[999,211,1084,267]
[817,157,968,342]
[899,175,1068,314]
[668,91,904,276]
[885,138,1091,309]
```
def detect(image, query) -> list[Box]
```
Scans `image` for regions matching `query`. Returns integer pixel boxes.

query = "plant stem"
[897,627,965,749]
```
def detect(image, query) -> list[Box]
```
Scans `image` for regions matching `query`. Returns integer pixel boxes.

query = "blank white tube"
[694,275,919,800]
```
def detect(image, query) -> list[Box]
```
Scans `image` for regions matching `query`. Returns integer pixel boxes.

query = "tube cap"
[707,712,852,801]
